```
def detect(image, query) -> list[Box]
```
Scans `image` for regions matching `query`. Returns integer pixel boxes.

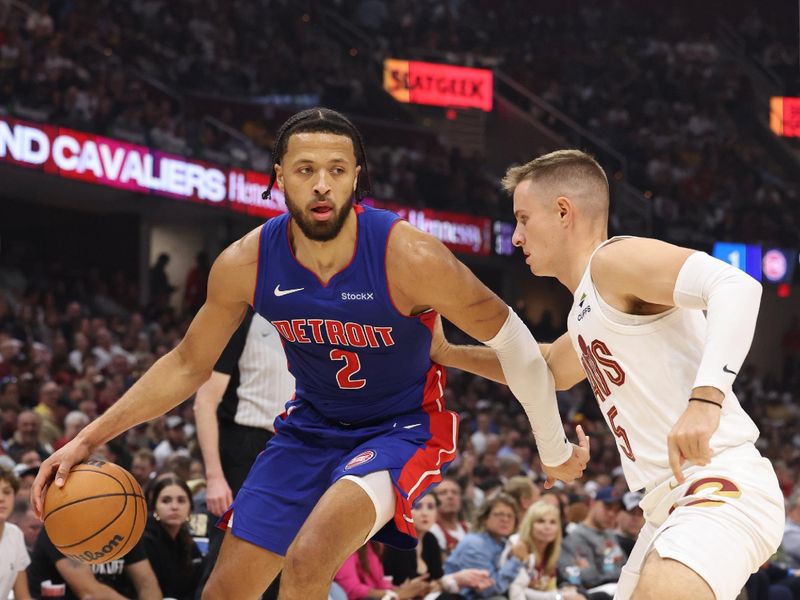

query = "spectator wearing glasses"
[444,492,522,599]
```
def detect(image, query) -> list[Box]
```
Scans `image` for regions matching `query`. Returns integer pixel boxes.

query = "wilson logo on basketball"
[67,534,124,563]
[345,450,376,470]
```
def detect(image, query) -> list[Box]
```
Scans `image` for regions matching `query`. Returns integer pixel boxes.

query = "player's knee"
[283,534,332,580]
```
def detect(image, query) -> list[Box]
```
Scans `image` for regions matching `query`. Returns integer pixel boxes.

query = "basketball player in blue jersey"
[32,109,590,600]
[432,150,784,600]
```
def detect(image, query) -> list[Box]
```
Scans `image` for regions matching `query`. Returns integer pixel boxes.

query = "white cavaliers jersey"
[567,237,760,491]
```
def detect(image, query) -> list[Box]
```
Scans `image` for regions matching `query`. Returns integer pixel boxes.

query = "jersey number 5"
[330,349,366,389]
[607,405,636,461]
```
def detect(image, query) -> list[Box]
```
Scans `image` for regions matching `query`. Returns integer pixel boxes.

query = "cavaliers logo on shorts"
[345,450,376,470]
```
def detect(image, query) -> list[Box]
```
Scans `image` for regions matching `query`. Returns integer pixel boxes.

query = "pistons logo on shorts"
[345,450,376,470]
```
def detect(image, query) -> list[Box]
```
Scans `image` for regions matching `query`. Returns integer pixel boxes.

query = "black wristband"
[689,397,722,408]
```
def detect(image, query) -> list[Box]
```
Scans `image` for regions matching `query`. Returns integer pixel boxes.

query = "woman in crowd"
[506,500,586,600]
[444,492,522,599]
[143,476,203,600]
[383,491,492,599]
[335,540,430,599]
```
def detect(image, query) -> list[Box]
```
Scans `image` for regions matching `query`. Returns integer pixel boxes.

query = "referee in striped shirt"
[194,307,294,599]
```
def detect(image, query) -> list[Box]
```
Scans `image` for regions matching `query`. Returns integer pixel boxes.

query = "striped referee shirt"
[215,309,295,431]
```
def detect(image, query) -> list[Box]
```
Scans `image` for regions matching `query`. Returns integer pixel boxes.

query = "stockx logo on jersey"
[341,291,374,301]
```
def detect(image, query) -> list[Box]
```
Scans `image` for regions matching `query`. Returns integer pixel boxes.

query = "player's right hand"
[206,474,234,517]
[429,313,451,365]
[32,436,92,518]
[542,425,590,489]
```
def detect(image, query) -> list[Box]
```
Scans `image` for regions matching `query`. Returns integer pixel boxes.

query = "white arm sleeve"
[484,306,571,466]
[673,252,762,397]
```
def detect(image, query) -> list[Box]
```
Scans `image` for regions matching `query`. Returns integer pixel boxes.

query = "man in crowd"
[8,411,51,462]
[615,491,644,559]
[27,527,162,600]
[430,476,470,556]
[558,486,626,593]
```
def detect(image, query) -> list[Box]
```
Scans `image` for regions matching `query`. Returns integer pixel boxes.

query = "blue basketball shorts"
[219,393,459,555]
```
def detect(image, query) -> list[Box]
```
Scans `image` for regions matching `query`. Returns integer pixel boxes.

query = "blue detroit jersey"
[252,204,439,425]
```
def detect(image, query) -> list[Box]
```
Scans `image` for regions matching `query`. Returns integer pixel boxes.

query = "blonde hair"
[517,500,562,577]
[501,149,608,196]
[503,475,536,507]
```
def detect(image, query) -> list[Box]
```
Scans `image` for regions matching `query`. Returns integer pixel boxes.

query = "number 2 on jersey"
[330,349,366,389]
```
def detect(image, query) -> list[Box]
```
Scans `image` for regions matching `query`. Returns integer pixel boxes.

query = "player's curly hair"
[261,107,371,202]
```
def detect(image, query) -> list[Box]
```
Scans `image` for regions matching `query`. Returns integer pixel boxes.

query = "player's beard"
[285,192,354,242]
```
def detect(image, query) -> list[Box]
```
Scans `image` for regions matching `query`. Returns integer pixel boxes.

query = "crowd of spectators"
[3,1,797,235]
[342,1,800,247]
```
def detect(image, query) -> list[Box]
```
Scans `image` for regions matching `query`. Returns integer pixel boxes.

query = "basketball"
[42,460,147,565]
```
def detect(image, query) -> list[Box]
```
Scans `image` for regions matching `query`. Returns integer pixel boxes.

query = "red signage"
[0,116,493,255]
[371,201,492,256]
[770,97,800,138]
[0,116,285,218]
[384,59,493,112]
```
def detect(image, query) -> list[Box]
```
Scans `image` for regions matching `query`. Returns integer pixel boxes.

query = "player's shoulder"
[207,226,261,302]
[217,225,262,269]
[592,237,688,276]
[387,219,451,268]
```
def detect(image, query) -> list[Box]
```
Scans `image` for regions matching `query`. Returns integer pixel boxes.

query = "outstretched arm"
[32,229,260,514]
[388,222,587,479]
[431,316,586,391]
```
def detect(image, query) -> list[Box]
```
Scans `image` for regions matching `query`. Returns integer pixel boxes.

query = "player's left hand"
[668,397,722,484]
[429,313,450,364]
[542,424,590,489]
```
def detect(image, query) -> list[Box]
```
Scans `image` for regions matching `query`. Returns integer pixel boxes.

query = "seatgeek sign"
[384,59,493,112]
[0,116,492,256]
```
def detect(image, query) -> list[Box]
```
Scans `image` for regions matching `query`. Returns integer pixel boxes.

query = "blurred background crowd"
[1,0,799,599]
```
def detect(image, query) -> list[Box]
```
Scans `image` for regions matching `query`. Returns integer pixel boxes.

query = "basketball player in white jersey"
[431,150,784,600]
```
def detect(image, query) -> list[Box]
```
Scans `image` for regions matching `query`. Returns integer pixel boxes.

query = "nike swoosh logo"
[274,284,304,297]
[722,365,737,375]
[403,423,422,430]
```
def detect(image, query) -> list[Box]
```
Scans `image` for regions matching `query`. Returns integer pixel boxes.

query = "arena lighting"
[770,96,800,138]
[0,115,496,256]
[383,59,493,111]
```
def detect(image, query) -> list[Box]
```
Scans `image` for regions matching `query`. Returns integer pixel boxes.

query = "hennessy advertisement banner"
[384,59,493,112]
